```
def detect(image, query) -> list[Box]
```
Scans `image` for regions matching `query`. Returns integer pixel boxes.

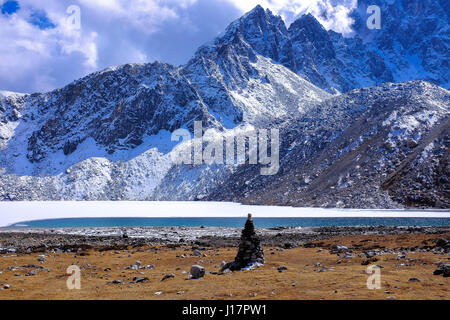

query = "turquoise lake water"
[7,217,450,228]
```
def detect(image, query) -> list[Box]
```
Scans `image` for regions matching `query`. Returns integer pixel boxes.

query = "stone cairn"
[221,214,264,271]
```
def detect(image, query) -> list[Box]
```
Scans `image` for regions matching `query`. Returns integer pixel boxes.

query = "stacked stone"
[221,214,264,271]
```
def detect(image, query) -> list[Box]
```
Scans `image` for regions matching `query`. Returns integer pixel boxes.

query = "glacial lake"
[6,216,450,228]
[0,201,448,228]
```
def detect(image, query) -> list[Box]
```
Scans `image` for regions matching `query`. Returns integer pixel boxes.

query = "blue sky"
[0,0,357,93]
[1,0,19,14]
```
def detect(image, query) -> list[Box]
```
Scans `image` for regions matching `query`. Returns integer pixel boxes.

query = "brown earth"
[0,232,448,300]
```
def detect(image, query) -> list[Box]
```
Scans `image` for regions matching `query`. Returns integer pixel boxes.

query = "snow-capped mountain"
[0,5,330,201]
[0,91,27,98]
[0,2,448,208]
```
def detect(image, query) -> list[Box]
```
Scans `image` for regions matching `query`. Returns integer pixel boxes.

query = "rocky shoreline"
[1,225,448,254]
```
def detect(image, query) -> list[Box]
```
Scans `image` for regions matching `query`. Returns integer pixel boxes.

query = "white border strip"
[0,201,449,227]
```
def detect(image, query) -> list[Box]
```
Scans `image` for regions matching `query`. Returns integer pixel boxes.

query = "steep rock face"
[289,14,342,93]
[288,14,394,93]
[207,81,450,208]
[1,62,218,167]
[350,0,449,88]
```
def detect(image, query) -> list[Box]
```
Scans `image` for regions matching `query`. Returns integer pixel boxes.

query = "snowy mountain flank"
[0,2,448,208]
[207,81,449,208]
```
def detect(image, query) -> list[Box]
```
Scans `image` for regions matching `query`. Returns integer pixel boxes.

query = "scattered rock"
[161,273,174,281]
[397,252,406,260]
[409,278,421,282]
[435,238,449,249]
[221,269,232,274]
[330,244,348,253]
[124,261,153,270]
[283,243,295,249]
[277,266,288,272]
[433,263,450,277]
[364,251,375,258]
[131,277,148,283]
[361,258,378,265]
[190,265,205,279]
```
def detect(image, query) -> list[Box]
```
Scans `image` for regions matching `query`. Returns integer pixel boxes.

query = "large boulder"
[190,265,205,279]
[433,263,450,277]
[435,238,449,250]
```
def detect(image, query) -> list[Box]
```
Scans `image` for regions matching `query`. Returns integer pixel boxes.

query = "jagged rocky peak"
[182,5,329,128]
[215,5,294,69]
[188,4,292,70]
[289,13,328,38]
[288,13,335,57]
[288,13,340,93]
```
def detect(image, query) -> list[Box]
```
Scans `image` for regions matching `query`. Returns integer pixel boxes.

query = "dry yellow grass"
[0,233,448,300]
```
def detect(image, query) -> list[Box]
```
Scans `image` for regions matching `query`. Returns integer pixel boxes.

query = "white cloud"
[0,0,192,93]
[224,0,357,34]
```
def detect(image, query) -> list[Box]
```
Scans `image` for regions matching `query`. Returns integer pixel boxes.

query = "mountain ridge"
[0,2,448,208]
